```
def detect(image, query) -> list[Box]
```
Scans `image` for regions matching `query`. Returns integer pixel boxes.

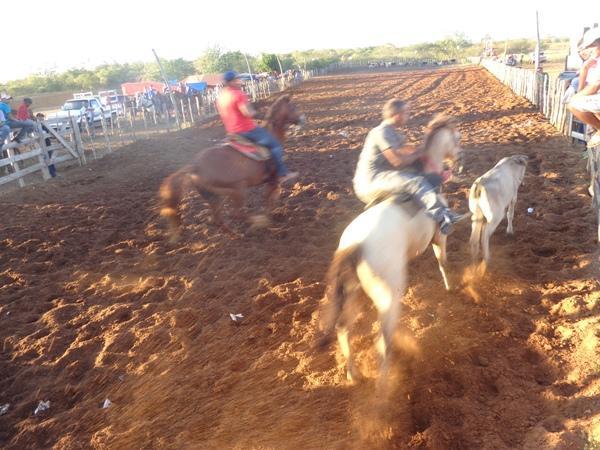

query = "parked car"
[529,51,547,63]
[49,95,115,131]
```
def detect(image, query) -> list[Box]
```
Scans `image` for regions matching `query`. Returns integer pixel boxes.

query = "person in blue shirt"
[0,108,10,145]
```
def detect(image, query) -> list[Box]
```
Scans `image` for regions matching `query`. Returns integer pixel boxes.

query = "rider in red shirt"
[216,71,298,183]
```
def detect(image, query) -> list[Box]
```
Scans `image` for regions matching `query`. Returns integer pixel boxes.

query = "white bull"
[469,155,528,267]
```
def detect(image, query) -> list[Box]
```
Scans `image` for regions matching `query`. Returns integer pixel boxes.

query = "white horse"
[318,116,462,384]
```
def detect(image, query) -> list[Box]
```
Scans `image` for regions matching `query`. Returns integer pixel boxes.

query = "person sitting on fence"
[563,42,592,104]
[16,97,34,121]
[0,93,35,143]
[353,98,467,235]
[216,70,298,184]
[35,113,57,178]
[0,108,10,146]
[568,27,600,148]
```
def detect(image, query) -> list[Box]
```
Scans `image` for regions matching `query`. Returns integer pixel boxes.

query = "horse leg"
[359,263,405,386]
[432,230,451,291]
[265,180,281,211]
[247,181,279,229]
[372,292,402,393]
[197,188,223,224]
[197,188,240,236]
[229,187,247,221]
[159,170,189,242]
[335,288,363,384]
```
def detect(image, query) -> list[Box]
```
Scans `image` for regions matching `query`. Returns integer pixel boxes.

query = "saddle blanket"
[225,135,271,161]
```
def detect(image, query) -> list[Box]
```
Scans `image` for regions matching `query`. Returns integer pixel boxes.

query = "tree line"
[1,35,567,96]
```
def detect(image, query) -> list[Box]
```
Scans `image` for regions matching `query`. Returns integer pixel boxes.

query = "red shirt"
[16,103,30,121]
[216,87,256,134]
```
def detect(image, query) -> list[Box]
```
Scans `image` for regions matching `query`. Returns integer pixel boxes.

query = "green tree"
[194,46,224,74]
[257,54,280,73]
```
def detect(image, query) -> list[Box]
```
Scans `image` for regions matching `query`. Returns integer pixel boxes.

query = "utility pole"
[242,53,257,101]
[534,11,541,72]
[275,54,286,90]
[152,48,181,129]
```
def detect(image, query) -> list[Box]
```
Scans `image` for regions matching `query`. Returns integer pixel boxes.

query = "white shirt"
[585,57,600,86]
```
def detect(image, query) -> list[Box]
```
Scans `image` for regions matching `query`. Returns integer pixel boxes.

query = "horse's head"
[423,115,462,173]
[265,95,305,131]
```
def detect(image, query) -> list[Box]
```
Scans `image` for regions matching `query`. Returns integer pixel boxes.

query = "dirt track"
[0,67,598,449]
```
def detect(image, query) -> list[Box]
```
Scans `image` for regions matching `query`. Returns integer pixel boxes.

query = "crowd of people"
[0,94,35,145]
[0,94,57,177]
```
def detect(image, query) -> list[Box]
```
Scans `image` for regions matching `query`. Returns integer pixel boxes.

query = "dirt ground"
[0,67,598,449]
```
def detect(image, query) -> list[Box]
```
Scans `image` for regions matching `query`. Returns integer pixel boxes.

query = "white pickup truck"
[49,93,115,130]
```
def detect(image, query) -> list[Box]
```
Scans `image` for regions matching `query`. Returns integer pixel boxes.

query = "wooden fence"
[0,117,85,187]
[481,59,573,136]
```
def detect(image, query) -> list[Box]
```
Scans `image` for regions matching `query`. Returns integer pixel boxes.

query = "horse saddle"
[225,135,272,161]
[365,193,422,218]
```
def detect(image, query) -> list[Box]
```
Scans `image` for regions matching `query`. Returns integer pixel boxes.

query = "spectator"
[35,113,56,178]
[0,108,9,145]
[568,27,600,148]
[0,93,35,143]
[16,97,34,120]
[563,45,592,104]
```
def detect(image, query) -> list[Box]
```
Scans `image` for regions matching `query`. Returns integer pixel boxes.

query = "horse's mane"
[424,114,457,148]
[264,95,290,123]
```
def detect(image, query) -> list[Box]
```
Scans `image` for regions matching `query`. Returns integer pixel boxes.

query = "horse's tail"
[317,244,362,350]
[469,181,486,261]
[159,165,194,240]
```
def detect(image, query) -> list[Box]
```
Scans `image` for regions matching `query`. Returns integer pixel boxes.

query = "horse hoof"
[347,370,365,385]
[249,214,270,229]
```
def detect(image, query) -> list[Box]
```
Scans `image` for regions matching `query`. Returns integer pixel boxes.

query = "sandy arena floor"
[0,67,598,449]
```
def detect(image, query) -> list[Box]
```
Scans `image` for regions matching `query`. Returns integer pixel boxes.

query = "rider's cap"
[223,70,239,83]
[581,27,600,49]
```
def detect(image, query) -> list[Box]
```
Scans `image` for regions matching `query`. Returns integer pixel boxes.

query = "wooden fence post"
[99,114,112,153]
[188,97,195,124]
[35,122,51,180]
[70,117,86,164]
[128,106,137,141]
[179,99,187,125]
[6,147,25,187]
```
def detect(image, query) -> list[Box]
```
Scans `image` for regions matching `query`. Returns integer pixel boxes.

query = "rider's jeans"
[355,171,448,222]
[240,126,288,177]
[7,119,35,142]
[0,124,9,144]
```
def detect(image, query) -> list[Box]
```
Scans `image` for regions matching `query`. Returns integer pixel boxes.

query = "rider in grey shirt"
[353,98,465,234]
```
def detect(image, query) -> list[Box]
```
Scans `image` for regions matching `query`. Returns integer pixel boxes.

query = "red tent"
[121,81,166,96]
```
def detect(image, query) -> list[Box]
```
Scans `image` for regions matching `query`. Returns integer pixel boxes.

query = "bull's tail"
[469,181,487,261]
[159,166,194,240]
[317,244,362,350]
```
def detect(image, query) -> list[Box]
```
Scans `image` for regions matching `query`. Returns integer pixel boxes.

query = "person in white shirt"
[568,27,600,148]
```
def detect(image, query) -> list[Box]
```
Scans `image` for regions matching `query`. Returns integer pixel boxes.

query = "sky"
[2,0,597,83]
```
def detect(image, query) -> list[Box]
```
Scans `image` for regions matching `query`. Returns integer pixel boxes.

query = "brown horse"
[159,95,304,241]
